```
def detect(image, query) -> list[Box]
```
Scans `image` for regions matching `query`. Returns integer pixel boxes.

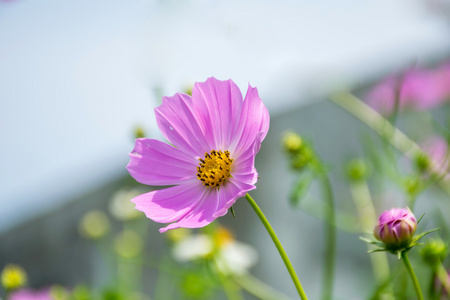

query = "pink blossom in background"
[422,136,450,179]
[127,77,270,233]
[366,62,450,114]
[435,62,450,96]
[10,289,53,300]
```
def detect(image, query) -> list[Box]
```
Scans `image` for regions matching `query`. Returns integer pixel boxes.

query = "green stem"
[245,193,309,300]
[330,93,450,196]
[401,251,424,300]
[428,270,437,300]
[235,274,293,300]
[318,173,336,300]
[350,181,390,283]
[214,259,244,300]
[436,263,450,295]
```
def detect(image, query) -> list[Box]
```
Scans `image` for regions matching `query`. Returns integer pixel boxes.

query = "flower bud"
[345,158,369,181]
[373,208,417,252]
[420,238,447,266]
[1,264,27,290]
[291,147,314,170]
[134,126,146,139]
[282,131,303,154]
[414,152,430,173]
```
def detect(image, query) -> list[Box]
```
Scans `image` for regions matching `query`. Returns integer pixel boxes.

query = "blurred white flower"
[216,241,258,275]
[172,234,213,262]
[170,226,258,275]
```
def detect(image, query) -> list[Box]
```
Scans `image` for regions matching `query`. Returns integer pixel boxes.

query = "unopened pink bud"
[374,208,417,251]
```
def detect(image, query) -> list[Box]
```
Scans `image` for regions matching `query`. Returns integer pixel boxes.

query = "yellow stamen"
[197,150,233,188]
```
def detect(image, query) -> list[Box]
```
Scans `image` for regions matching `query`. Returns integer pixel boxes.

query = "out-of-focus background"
[1,0,450,299]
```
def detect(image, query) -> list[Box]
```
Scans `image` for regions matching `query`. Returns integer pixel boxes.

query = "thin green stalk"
[330,93,450,196]
[234,274,293,300]
[245,193,309,300]
[318,174,336,300]
[436,263,450,295]
[350,181,390,283]
[428,270,438,300]
[401,251,424,300]
[153,257,174,300]
[213,259,244,300]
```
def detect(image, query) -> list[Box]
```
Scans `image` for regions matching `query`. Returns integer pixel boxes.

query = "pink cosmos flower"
[366,64,450,114]
[127,77,270,232]
[373,208,417,251]
[422,136,450,179]
[10,288,54,300]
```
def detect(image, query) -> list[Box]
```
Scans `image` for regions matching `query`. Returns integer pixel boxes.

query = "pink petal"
[213,178,256,218]
[230,140,260,185]
[191,77,244,150]
[131,182,205,223]
[229,84,270,157]
[160,188,220,232]
[127,138,198,186]
[155,93,211,157]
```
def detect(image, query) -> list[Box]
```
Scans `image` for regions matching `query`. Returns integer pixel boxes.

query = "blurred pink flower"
[422,136,450,179]
[10,289,53,300]
[127,77,270,233]
[366,63,450,114]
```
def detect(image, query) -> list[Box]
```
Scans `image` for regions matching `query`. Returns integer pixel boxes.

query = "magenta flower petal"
[159,188,220,232]
[155,93,211,156]
[213,178,256,218]
[10,289,53,300]
[191,77,244,150]
[127,138,197,186]
[229,85,270,157]
[128,77,269,232]
[132,182,205,223]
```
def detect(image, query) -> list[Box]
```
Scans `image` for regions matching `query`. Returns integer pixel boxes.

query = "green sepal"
[411,228,440,243]
[416,213,425,225]
[229,206,236,218]
[367,249,387,254]
[360,228,440,256]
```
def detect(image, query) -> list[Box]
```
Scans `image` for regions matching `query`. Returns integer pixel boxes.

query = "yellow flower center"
[197,150,233,188]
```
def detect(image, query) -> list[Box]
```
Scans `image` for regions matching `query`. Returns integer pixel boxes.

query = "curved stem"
[401,251,424,300]
[318,173,336,300]
[245,193,309,300]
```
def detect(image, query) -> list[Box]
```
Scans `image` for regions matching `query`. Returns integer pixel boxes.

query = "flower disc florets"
[374,208,417,252]
[197,150,233,188]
